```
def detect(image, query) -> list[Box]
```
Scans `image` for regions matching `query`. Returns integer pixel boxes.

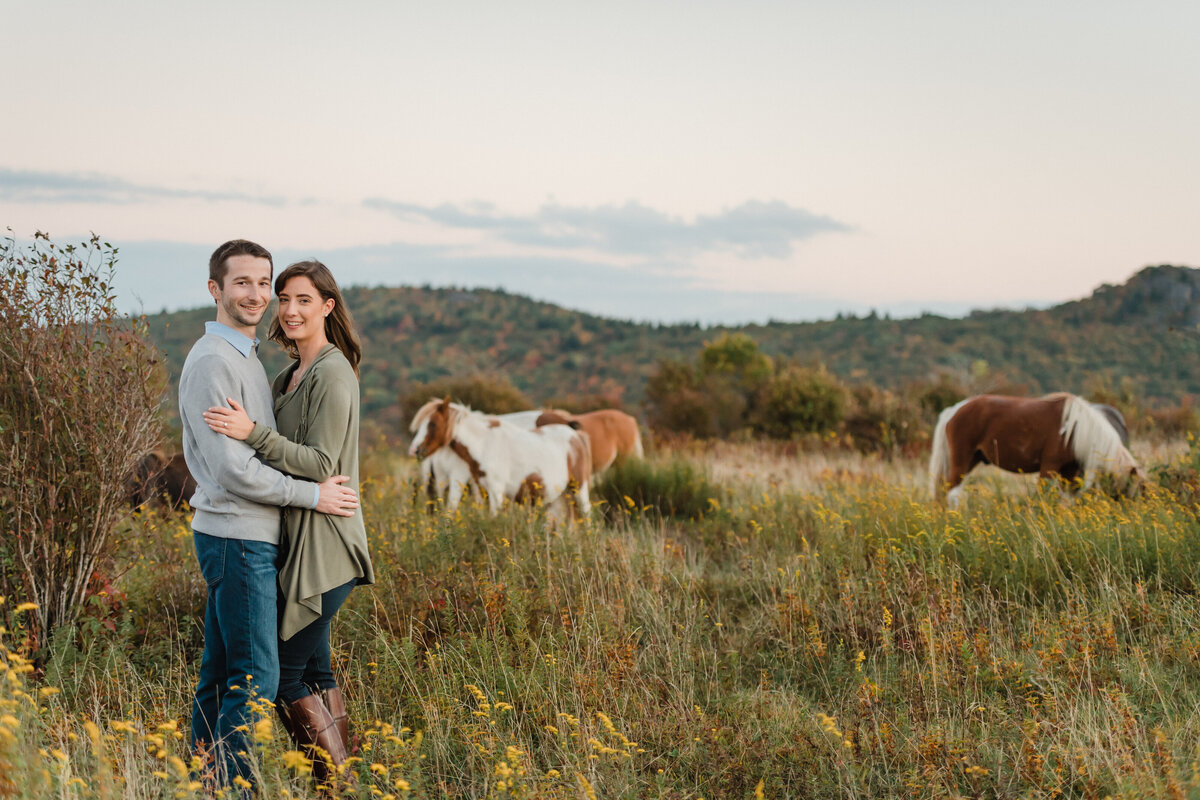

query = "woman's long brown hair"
[267,260,362,375]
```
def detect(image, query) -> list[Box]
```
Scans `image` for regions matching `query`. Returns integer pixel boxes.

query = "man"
[179,239,359,791]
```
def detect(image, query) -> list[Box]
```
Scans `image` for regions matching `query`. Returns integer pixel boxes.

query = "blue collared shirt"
[205,320,319,510]
[205,320,259,357]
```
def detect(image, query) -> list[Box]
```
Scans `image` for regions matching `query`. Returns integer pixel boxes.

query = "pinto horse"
[929,393,1140,507]
[409,399,591,519]
[500,408,643,477]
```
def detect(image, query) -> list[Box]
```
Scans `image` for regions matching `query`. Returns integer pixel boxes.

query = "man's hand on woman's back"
[316,475,358,516]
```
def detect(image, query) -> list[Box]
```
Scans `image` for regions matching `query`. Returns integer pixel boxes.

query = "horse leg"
[1042,472,1076,504]
[447,479,465,511]
[574,480,591,519]
[947,485,966,510]
[546,493,566,522]
[1045,462,1084,498]
[943,448,978,509]
[485,480,503,515]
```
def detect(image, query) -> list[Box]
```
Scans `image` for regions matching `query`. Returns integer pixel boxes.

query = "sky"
[3,1,1198,324]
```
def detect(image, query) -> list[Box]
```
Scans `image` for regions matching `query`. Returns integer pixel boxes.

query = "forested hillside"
[144,264,1200,430]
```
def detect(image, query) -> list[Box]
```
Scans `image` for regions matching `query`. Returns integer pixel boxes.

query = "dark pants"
[191,532,280,790]
[276,580,356,705]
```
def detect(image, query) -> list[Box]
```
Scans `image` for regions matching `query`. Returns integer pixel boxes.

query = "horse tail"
[929,400,967,497]
[569,430,594,489]
[570,434,593,518]
[1060,394,1138,482]
[631,424,645,459]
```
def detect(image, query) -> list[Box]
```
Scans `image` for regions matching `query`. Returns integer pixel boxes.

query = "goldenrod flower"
[253,717,274,743]
[282,750,313,774]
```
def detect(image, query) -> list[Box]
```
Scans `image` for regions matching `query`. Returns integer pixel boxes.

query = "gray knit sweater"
[179,327,318,543]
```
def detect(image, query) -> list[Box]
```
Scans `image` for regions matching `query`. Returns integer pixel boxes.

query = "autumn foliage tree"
[399,373,533,425]
[647,333,848,439]
[0,232,164,646]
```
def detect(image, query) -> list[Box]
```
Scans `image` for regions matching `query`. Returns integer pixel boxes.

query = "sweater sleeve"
[180,353,319,508]
[244,367,355,481]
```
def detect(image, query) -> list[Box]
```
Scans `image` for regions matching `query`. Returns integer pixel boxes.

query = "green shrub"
[593,457,726,521]
[645,359,716,436]
[754,364,848,439]
[697,332,773,391]
[843,384,930,456]
[400,373,533,422]
[905,372,969,415]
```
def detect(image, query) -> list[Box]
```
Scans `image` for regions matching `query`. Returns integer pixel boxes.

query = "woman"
[204,260,374,784]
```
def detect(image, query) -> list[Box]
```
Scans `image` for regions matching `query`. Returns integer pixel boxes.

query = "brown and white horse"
[501,408,643,477]
[409,399,592,519]
[929,393,1141,507]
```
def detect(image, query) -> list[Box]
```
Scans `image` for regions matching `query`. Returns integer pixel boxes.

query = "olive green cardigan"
[246,344,374,641]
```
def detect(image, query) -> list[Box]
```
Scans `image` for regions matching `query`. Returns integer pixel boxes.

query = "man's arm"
[181,354,356,515]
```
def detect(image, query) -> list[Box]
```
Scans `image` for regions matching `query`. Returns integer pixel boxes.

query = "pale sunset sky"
[2,1,1197,323]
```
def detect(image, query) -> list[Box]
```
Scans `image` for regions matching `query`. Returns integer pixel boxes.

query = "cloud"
[363,198,852,259]
[109,239,984,326]
[0,168,286,206]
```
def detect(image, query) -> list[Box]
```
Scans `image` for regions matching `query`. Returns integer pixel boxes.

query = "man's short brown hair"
[209,240,273,288]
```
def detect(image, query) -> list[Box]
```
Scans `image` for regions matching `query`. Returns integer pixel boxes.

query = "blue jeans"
[191,532,280,790]
[276,580,356,704]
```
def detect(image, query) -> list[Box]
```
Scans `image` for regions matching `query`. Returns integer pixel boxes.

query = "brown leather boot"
[276,693,348,786]
[320,686,356,755]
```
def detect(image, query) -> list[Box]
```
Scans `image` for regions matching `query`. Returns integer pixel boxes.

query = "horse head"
[125,449,168,507]
[1091,461,1143,500]
[408,396,457,458]
[535,410,579,429]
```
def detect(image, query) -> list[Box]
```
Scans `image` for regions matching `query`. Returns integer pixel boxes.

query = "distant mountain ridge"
[144,264,1200,430]
[1054,265,1200,328]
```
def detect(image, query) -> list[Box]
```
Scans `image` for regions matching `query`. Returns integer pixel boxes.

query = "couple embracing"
[179,239,374,792]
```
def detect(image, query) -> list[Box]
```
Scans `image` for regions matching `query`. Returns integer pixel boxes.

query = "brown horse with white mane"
[502,408,643,478]
[929,393,1141,507]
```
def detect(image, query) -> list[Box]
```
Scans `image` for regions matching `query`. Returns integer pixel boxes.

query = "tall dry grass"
[4,439,1200,797]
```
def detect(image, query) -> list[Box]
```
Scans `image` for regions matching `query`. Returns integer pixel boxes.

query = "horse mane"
[1057,393,1137,474]
[409,398,474,434]
[408,399,443,433]
[928,398,969,495]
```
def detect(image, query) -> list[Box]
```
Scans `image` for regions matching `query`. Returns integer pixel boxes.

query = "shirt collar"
[205,320,259,358]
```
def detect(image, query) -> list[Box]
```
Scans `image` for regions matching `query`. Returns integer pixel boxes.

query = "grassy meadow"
[5,438,1200,798]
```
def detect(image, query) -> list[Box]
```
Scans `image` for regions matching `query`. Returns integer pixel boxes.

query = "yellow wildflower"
[282,750,313,773]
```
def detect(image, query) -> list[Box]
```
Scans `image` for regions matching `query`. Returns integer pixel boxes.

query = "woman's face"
[277,275,334,345]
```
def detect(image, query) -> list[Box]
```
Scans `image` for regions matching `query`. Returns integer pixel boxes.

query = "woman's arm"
[205,369,355,481]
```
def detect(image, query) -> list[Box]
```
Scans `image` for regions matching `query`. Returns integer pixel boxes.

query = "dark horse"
[929,393,1140,507]
[125,450,197,510]
[1091,403,1129,446]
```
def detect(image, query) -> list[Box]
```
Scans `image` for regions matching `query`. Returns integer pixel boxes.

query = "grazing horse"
[409,399,591,519]
[501,408,644,477]
[930,393,1141,507]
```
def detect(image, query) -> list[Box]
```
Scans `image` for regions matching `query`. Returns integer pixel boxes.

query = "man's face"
[208,255,272,334]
